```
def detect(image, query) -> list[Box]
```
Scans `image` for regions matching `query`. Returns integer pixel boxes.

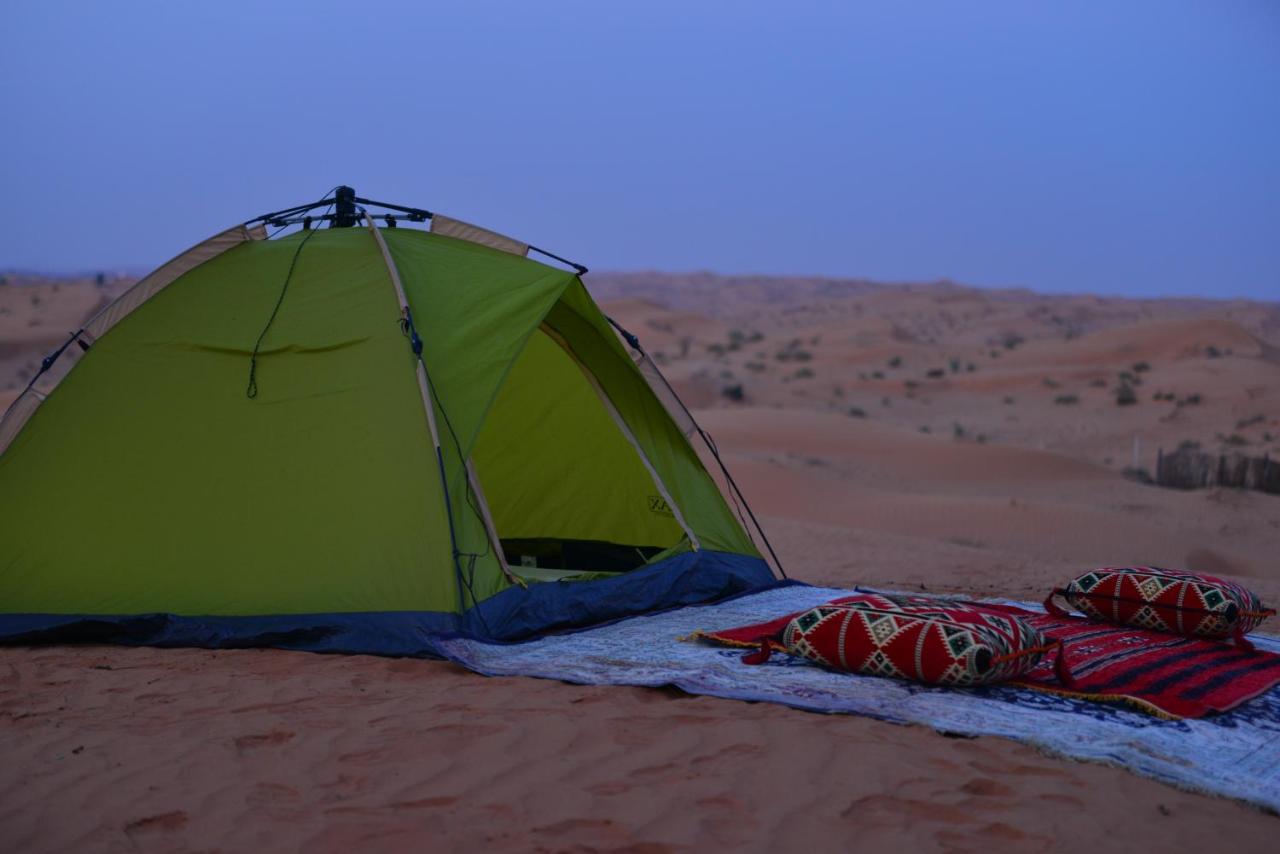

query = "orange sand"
[1,271,1277,850]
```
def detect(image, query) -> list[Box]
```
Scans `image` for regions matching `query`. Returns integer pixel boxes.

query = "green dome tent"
[0,189,780,654]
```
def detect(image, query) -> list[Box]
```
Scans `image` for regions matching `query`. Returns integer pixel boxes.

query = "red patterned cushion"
[765,594,1068,686]
[1045,566,1274,649]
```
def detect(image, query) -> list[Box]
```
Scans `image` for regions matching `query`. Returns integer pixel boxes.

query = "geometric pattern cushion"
[777,593,1063,686]
[1045,566,1274,648]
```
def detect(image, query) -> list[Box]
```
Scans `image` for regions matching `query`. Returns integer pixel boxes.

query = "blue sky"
[1,1,1276,299]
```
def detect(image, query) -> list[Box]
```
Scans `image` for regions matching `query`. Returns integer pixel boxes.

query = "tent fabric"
[471,328,688,551]
[0,224,265,457]
[542,286,756,555]
[0,219,771,653]
[84,224,267,339]
[0,549,773,654]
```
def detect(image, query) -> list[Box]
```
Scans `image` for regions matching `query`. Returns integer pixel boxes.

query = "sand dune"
[1,270,1278,850]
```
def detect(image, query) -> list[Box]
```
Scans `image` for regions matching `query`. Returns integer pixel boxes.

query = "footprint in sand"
[124,810,188,835]
[960,777,1015,797]
[234,730,295,752]
[391,795,458,810]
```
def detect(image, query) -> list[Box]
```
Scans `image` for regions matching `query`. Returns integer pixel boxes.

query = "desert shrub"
[1115,384,1138,406]
[871,370,885,380]
[949,358,961,374]
[1003,396,1016,405]
[1054,394,1080,405]
[1236,414,1265,430]
[1122,467,1154,484]
[1178,393,1203,407]
[777,348,812,363]
[744,361,766,372]
[1001,333,1024,350]
[1219,433,1249,447]
[904,380,919,390]
[887,356,902,368]
[847,406,866,418]
[952,423,966,440]
[721,384,745,402]
[794,367,815,379]
[966,362,976,372]
[919,425,932,434]
[1042,377,1060,389]
[1118,371,1142,386]
[1132,361,1151,373]
[1088,378,1107,388]
[926,368,945,379]
[1205,345,1222,358]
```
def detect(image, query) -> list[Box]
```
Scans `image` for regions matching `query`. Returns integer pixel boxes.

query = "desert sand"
[1,269,1278,851]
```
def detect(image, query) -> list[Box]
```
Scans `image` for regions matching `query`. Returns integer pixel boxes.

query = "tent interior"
[473,323,688,580]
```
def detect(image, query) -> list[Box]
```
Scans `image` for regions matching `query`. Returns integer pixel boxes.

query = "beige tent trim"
[0,223,265,459]
[0,393,42,459]
[431,213,529,257]
[362,212,516,584]
[619,342,698,439]
[85,224,265,339]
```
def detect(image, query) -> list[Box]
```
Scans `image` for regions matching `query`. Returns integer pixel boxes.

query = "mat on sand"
[690,592,1280,719]
[434,584,1280,813]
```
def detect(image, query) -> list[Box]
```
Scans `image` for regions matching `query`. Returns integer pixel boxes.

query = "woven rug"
[433,584,1280,812]
[1004,605,1280,718]
[694,593,1280,719]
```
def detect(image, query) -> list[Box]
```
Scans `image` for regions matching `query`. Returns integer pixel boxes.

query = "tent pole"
[251,191,590,275]
[360,209,519,596]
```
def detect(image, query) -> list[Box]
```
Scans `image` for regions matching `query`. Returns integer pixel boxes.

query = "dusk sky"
[2,1,1276,300]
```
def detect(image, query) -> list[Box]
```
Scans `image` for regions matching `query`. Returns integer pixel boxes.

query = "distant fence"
[1155,447,1280,495]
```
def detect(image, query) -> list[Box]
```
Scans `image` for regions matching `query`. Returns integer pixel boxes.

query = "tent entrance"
[469,325,690,578]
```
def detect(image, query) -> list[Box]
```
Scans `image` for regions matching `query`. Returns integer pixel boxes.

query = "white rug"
[436,584,1280,812]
